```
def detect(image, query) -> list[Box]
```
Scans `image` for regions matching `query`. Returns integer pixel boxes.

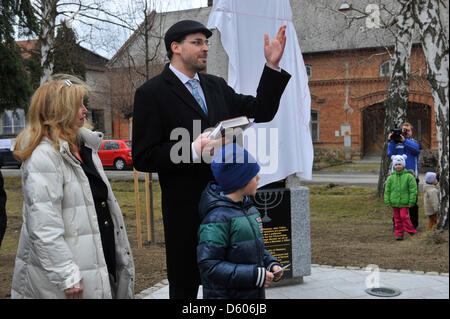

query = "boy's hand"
[272,265,284,281]
[264,271,274,288]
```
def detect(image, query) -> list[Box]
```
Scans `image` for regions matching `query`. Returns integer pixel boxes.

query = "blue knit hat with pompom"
[211,143,260,194]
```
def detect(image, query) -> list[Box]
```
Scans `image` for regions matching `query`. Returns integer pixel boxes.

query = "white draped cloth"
[207,0,314,187]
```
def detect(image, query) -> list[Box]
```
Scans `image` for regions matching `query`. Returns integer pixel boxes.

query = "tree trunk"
[412,0,449,229]
[377,0,415,196]
[39,0,57,85]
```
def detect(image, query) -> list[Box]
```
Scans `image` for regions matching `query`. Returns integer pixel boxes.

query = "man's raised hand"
[264,25,287,70]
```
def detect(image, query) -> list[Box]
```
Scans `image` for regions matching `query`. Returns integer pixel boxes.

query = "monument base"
[253,181,311,286]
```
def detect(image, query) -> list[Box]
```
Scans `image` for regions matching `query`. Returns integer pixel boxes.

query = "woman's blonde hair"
[14,74,89,161]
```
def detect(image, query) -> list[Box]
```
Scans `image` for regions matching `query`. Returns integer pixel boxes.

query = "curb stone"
[387,269,399,272]
[135,279,170,299]
[400,269,412,274]
[346,266,361,270]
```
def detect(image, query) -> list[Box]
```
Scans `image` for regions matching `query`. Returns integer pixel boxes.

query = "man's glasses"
[181,39,210,47]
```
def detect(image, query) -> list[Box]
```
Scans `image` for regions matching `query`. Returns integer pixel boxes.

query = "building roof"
[106,0,449,66]
[106,10,157,69]
[16,39,36,59]
[80,46,108,71]
[16,39,108,71]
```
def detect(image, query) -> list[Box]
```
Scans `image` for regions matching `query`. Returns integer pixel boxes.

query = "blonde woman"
[12,75,134,299]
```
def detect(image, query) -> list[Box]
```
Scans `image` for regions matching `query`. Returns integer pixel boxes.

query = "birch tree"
[30,0,135,84]
[377,0,415,196]
[108,0,168,118]
[412,0,449,229]
[318,1,447,211]
[318,1,417,195]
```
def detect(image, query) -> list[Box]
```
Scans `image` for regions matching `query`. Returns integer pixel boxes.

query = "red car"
[97,139,132,170]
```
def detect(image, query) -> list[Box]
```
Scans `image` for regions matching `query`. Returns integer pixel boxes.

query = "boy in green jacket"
[385,155,418,240]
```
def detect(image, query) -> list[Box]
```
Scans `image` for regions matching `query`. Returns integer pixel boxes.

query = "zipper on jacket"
[242,206,263,267]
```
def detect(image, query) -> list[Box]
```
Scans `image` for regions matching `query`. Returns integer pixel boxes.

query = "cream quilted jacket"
[11,128,135,299]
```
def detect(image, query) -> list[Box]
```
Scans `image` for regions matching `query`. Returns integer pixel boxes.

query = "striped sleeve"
[255,267,266,288]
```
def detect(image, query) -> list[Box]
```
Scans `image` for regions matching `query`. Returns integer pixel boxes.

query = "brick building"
[306,44,436,160]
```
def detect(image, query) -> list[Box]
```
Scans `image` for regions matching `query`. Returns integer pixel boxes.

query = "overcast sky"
[19,0,208,59]
[79,0,209,59]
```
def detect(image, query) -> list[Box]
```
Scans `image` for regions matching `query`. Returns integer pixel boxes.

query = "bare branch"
[75,12,135,31]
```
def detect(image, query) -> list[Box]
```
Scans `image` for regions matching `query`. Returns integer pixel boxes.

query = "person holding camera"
[387,122,421,230]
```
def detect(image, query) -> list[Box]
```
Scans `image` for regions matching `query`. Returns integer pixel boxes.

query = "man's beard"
[183,54,207,73]
[194,63,207,72]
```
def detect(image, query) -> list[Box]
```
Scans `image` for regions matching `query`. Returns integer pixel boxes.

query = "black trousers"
[161,187,202,299]
[409,204,419,229]
[410,178,419,229]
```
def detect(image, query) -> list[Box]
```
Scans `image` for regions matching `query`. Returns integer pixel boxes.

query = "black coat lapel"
[198,74,216,127]
[162,65,210,123]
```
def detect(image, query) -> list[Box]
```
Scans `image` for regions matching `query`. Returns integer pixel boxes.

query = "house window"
[380,60,391,77]
[305,65,312,78]
[310,110,319,141]
[0,109,25,136]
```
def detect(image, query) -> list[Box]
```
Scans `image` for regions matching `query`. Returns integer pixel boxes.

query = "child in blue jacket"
[197,143,283,299]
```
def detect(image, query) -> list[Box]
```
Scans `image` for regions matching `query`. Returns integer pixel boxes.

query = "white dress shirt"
[168,63,280,162]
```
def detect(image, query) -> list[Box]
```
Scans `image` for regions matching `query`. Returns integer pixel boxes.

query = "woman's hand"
[64,282,83,299]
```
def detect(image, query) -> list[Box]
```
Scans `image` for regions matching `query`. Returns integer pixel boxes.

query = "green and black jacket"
[197,182,280,299]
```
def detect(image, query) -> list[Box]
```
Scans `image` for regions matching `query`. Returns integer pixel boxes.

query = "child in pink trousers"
[384,155,418,240]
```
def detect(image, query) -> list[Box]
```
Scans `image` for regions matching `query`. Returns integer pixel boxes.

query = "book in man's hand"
[208,116,253,139]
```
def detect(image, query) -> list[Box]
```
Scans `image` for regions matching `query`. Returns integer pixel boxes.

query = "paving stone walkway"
[136,264,449,299]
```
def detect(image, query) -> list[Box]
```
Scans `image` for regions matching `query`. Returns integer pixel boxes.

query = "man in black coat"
[132,20,291,299]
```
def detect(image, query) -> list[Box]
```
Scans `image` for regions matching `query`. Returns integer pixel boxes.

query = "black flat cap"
[164,20,212,52]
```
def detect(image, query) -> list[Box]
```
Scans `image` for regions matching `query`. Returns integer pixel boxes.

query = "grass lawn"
[308,184,448,273]
[321,162,380,172]
[1,176,448,298]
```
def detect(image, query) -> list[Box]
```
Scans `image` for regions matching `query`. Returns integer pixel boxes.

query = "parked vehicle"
[0,149,21,168]
[97,140,132,170]
[0,139,21,168]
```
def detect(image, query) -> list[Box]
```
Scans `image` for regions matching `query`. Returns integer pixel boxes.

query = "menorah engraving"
[252,190,284,223]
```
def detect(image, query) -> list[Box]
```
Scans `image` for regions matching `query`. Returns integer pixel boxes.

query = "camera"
[390,127,407,143]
